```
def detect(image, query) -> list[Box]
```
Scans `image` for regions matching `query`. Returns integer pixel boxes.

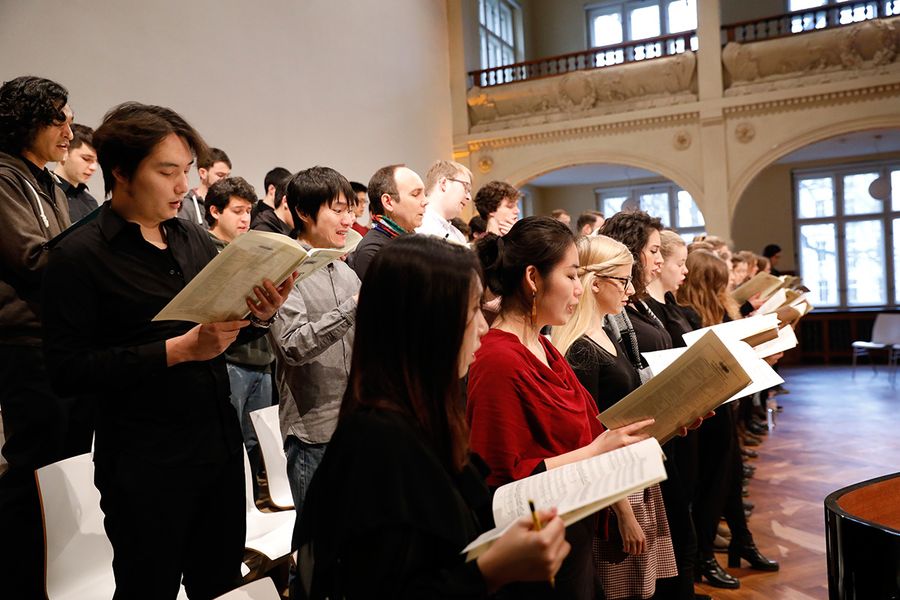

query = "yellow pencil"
[528,499,556,589]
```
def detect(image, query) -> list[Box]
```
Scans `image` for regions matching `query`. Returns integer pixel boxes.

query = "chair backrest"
[36,453,115,599]
[871,313,900,344]
[213,577,281,600]
[249,406,294,509]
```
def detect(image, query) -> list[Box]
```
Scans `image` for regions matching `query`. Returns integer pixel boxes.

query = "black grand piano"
[825,472,900,599]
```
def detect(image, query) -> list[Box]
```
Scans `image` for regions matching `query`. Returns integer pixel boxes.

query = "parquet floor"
[695,364,900,600]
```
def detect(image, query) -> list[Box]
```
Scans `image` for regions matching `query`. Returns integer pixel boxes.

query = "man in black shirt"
[251,166,294,236]
[0,75,74,598]
[53,123,99,221]
[42,102,294,599]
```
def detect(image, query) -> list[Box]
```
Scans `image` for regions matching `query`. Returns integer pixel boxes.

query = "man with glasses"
[415,159,471,245]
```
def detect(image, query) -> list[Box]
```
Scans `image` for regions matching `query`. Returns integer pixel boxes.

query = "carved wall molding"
[465,111,700,153]
[672,130,692,150]
[734,122,755,144]
[722,16,900,97]
[477,156,494,173]
[467,52,698,133]
[722,81,900,117]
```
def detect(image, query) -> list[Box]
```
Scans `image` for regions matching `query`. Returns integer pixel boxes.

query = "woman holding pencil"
[293,235,571,599]
[467,216,654,600]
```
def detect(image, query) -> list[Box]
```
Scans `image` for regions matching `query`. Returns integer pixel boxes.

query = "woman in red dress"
[467,216,653,600]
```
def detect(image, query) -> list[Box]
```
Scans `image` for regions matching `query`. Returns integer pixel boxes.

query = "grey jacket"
[269,258,360,444]
[0,151,71,345]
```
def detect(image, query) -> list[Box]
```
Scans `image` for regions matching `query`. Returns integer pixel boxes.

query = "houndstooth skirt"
[593,483,677,600]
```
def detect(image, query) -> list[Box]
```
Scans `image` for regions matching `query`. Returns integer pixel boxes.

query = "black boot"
[695,556,740,588]
[728,540,780,571]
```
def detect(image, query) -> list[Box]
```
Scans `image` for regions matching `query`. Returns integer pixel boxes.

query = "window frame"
[593,180,706,239]
[585,0,697,48]
[479,0,523,71]
[793,159,899,310]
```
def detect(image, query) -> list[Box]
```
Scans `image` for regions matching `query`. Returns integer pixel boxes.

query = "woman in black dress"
[554,234,677,600]
[600,213,700,600]
[676,250,779,590]
[293,235,570,599]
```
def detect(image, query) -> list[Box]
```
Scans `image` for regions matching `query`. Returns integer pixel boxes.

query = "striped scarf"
[372,215,406,238]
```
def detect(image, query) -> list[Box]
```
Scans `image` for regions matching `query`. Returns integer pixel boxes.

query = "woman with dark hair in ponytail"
[293,235,572,599]
[468,216,654,600]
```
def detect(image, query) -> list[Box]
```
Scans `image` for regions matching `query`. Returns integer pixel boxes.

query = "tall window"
[794,161,900,309]
[586,0,698,56]
[480,0,521,73]
[595,181,705,241]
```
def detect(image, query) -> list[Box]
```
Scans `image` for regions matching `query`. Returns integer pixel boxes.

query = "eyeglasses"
[598,275,633,292]
[447,177,472,194]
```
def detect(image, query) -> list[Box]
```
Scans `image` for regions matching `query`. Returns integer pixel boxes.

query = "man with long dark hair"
[0,75,74,597]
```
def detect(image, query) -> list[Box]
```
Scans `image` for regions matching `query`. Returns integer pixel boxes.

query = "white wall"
[0,0,454,195]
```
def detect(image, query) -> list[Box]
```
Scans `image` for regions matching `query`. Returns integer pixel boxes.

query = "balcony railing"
[468,31,697,89]
[723,0,899,44]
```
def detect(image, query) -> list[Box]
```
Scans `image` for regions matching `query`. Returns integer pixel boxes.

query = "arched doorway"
[519,163,706,240]
[732,128,900,309]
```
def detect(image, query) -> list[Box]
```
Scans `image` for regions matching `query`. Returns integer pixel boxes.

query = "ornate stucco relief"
[467,52,698,133]
[722,16,900,96]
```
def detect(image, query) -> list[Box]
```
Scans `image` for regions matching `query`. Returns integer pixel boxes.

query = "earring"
[531,291,537,322]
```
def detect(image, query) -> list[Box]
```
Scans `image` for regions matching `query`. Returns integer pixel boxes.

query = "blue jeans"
[225,364,272,458]
[284,435,327,515]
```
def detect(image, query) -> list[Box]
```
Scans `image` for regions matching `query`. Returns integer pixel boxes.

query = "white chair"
[249,406,294,510]
[851,313,900,376]
[36,453,188,600]
[213,577,281,600]
[242,447,296,562]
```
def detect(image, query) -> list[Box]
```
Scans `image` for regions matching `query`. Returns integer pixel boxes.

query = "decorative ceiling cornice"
[722,82,900,116]
[465,111,700,153]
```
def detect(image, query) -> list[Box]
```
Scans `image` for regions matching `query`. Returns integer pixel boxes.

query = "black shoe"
[694,595,713,600]
[742,448,759,459]
[742,485,750,498]
[743,464,755,478]
[743,500,754,511]
[695,556,740,589]
[748,422,768,435]
[728,541,780,571]
[743,436,760,447]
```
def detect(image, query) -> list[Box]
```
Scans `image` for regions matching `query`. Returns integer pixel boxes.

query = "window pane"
[667,0,697,33]
[498,4,509,43]
[789,0,827,9]
[629,5,661,40]
[843,172,881,215]
[892,170,900,211]
[799,223,839,306]
[888,1,900,17]
[603,196,628,216]
[797,177,834,218]
[676,190,704,228]
[895,218,900,304]
[845,220,886,305]
[639,192,670,226]
[593,12,624,46]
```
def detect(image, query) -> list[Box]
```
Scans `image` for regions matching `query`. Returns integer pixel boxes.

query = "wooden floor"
[695,364,899,600]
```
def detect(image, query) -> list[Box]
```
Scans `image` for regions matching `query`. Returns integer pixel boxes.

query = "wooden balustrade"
[467,31,696,89]
[722,1,897,44]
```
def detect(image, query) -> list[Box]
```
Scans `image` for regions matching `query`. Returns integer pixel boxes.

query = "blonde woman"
[644,231,692,347]
[554,235,677,600]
